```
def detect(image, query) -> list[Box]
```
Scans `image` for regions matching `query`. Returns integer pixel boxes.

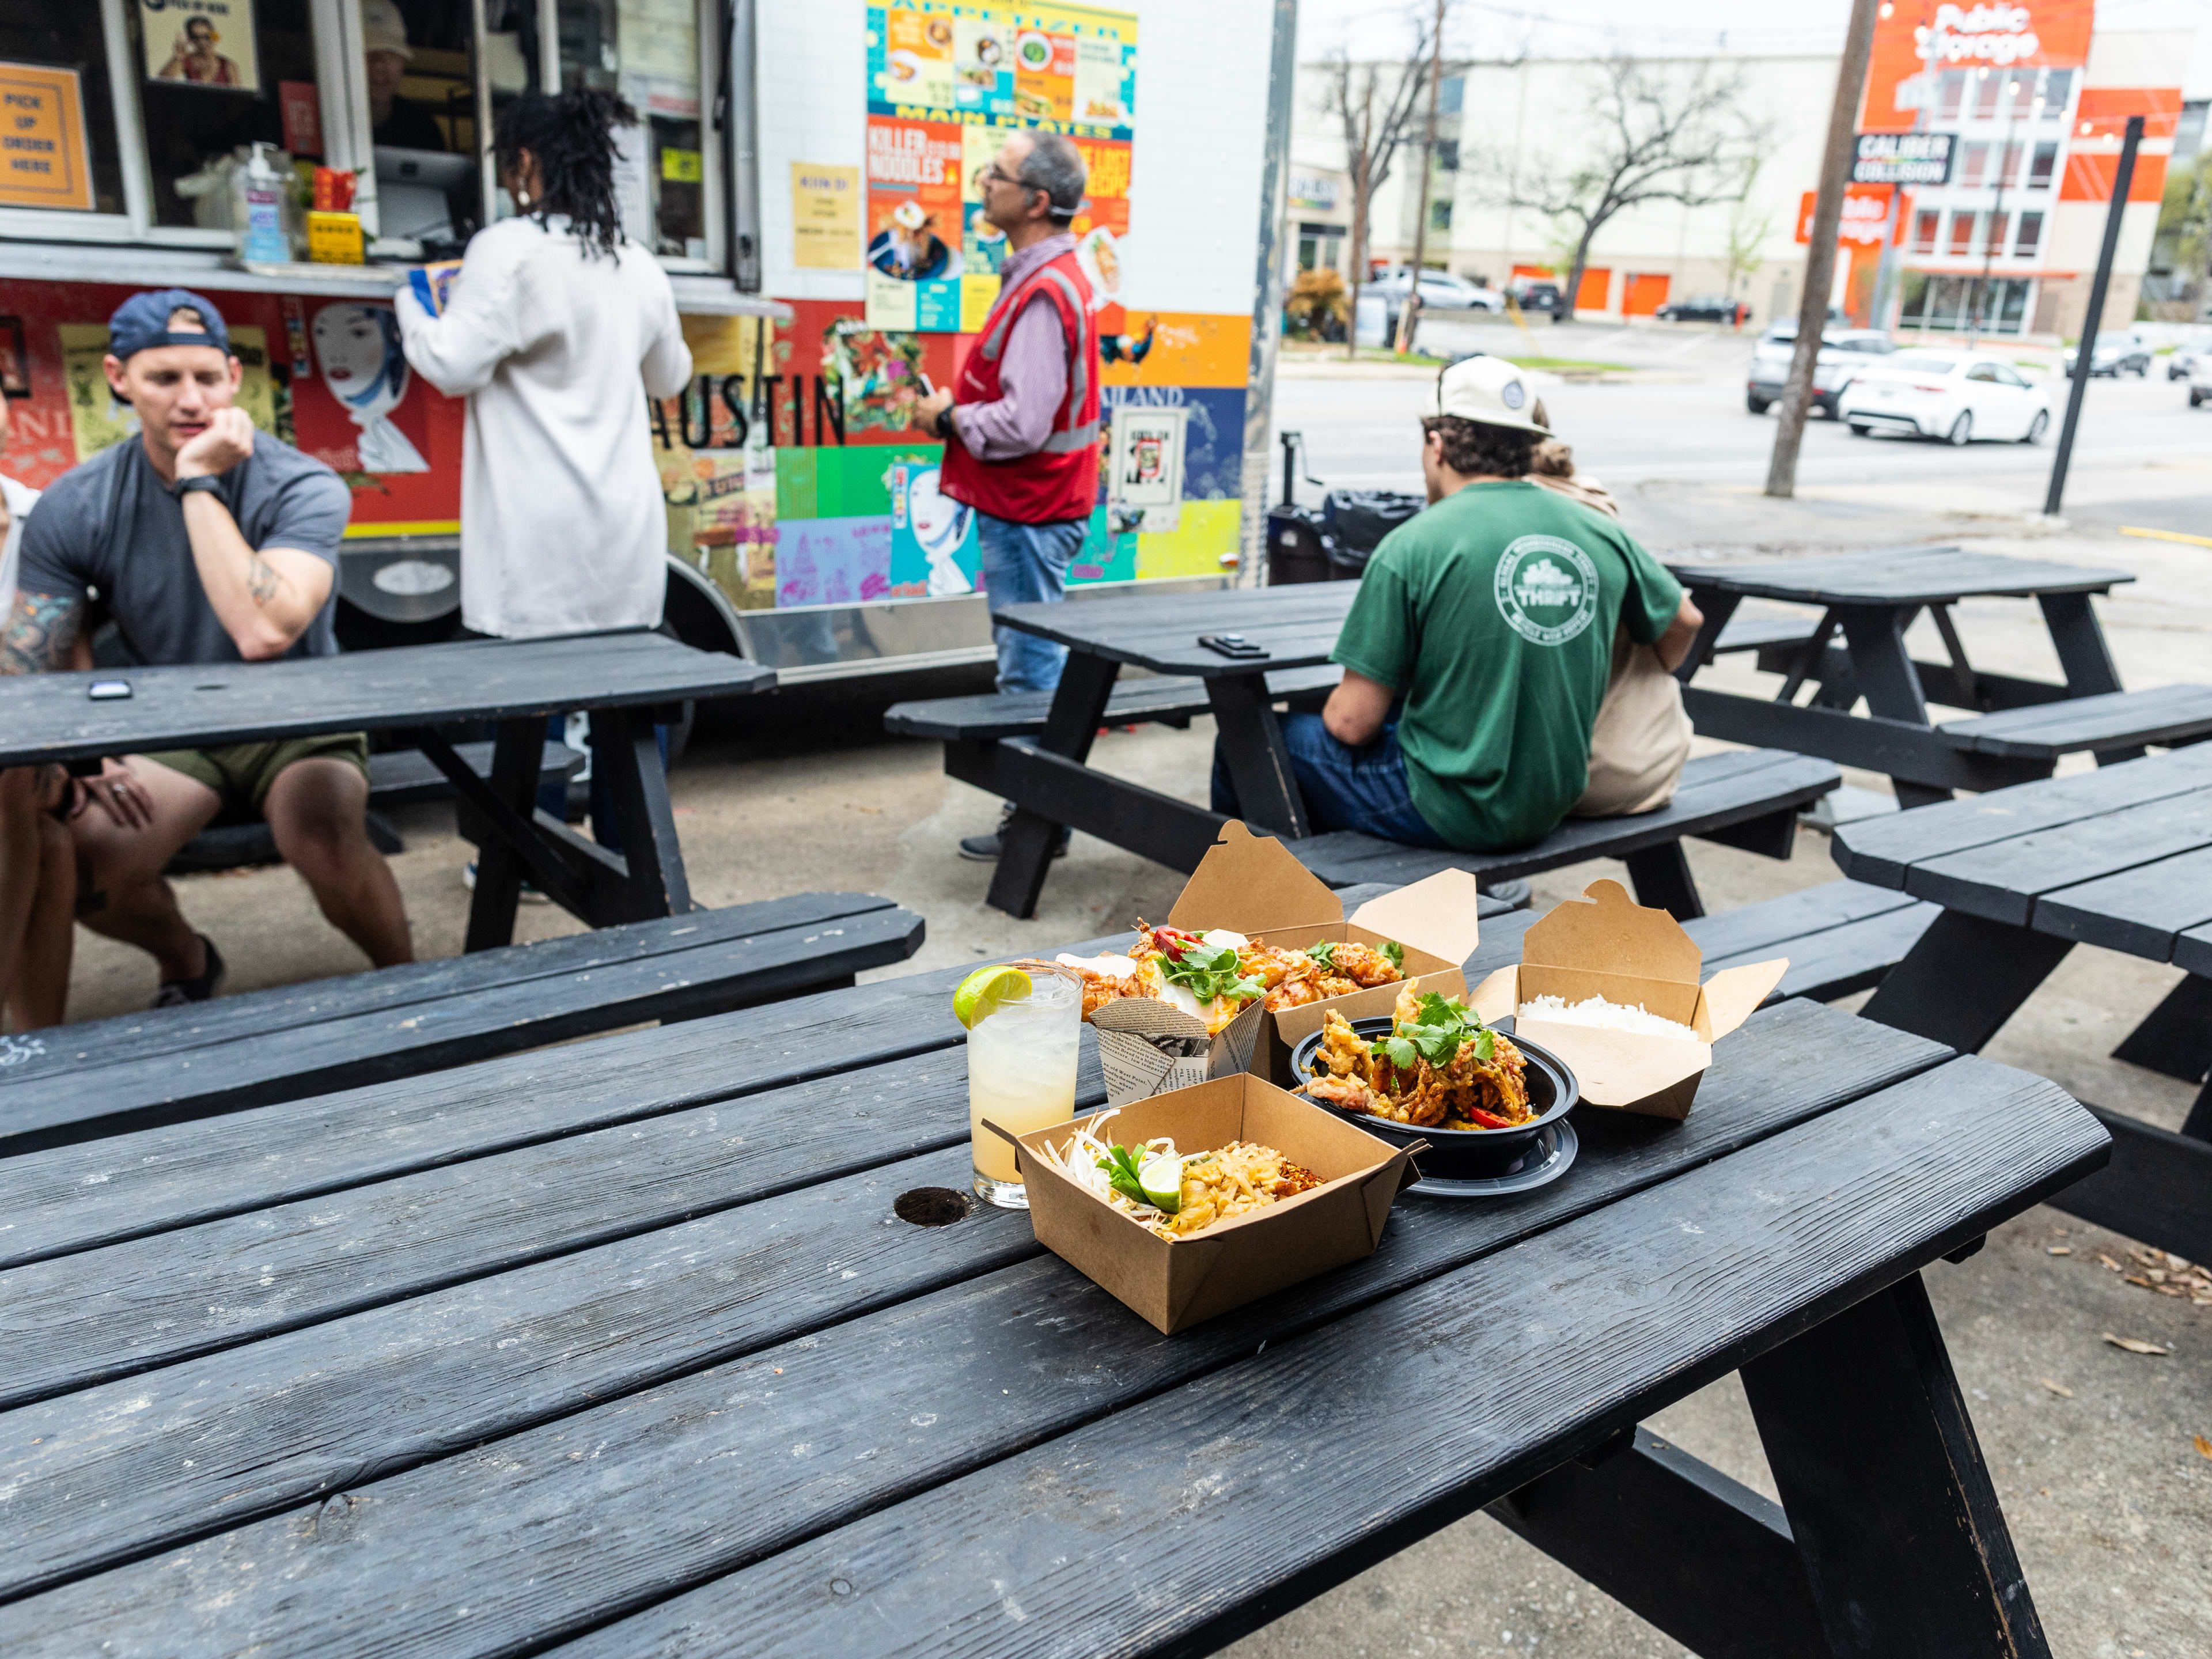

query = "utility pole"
[1766,0,1882,499]
[2045,114,2142,518]
[1395,0,1449,355]
[1240,0,1300,585]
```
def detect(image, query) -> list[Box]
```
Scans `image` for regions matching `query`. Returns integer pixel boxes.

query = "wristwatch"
[931,403,956,441]
[171,474,225,501]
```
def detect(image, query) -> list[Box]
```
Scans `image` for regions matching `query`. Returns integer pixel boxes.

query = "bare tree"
[1315,14,1450,359]
[1721,159,1774,321]
[1474,57,1766,324]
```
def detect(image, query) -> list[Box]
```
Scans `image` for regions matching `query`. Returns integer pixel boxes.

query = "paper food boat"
[1081,820,1486,1104]
[1469,878,1786,1121]
[1002,1073,1421,1335]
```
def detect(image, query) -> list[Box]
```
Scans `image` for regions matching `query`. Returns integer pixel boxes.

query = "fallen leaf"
[2041,1378,2074,1397]
[2047,1245,2073,1256]
[2103,1332,2171,1356]
[2195,1435,2212,1461]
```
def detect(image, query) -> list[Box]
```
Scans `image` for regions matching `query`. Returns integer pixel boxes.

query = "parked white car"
[1369,269,1508,313]
[1838,351,2052,445]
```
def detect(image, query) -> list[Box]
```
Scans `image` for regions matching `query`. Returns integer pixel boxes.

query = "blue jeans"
[1211,713,1449,847]
[978,511,1086,693]
[539,712,668,858]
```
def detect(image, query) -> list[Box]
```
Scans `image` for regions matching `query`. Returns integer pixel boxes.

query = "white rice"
[1518,994,1699,1041]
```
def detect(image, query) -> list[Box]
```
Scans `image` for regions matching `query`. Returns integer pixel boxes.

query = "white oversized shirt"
[395,215,692,638]
[0,473,40,612]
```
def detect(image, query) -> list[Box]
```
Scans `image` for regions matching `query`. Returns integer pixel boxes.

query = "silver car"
[1748,326,1897,418]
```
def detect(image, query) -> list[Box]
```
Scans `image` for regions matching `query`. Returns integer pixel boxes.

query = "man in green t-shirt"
[1213,355,1703,851]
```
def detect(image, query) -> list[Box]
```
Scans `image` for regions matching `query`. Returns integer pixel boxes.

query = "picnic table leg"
[1741,1272,2050,1659]
[1622,840,1703,921]
[1675,588,1740,681]
[2109,972,2212,1094]
[1859,910,2073,1052]
[592,705,693,923]
[985,652,1121,919]
[1837,604,1950,809]
[462,717,543,952]
[1205,673,1310,838]
[2037,593,2142,764]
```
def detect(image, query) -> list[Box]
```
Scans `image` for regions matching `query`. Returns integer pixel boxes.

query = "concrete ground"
[37,346,2212,1656]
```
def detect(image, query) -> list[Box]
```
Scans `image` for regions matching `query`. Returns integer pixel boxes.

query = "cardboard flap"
[1698,958,1789,1039]
[1166,820,1342,934]
[1523,880,1702,982]
[1469,965,1520,1025]
[1356,1151,1416,1246]
[1515,1019,1711,1107]
[1347,870,1484,967]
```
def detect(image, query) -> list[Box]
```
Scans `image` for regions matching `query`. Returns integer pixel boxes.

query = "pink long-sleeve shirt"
[949,233,1077,462]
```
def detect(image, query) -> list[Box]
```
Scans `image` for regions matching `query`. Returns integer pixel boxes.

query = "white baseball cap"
[1434,354,1550,436]
[361,0,414,60]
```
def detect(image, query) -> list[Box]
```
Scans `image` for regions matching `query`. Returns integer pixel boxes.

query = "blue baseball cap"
[108,289,233,361]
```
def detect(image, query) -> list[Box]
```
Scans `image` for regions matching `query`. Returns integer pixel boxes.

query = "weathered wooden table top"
[0,630,775,767]
[1664,545,2134,607]
[997,584,1358,677]
[0,912,2103,1657]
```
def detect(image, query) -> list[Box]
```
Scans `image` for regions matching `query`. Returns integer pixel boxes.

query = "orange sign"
[0,62,95,212]
[1796,184,1910,245]
[1863,0,2095,132]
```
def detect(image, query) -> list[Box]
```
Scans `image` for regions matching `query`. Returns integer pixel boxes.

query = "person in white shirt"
[0,393,74,1028]
[396,86,692,855]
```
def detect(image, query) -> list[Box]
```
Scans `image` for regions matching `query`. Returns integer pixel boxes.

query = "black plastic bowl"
[1289,1016,1578,1180]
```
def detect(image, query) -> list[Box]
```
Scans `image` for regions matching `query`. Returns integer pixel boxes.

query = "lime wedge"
[955,964,1032,1029]
[1138,1152,1184,1213]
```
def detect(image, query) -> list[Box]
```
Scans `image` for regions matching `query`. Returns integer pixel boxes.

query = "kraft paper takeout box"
[1469,878,1787,1122]
[1001,1073,1421,1335]
[1084,820,1486,1104]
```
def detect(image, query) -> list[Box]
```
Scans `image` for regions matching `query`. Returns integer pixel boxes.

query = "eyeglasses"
[983,165,1037,193]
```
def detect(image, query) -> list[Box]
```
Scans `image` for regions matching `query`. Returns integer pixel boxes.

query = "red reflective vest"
[938,248,1101,525]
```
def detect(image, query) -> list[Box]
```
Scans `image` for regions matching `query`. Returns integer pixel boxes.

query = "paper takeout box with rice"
[1468,878,1787,1121]
[997,1073,1421,1334]
[1068,821,1486,1104]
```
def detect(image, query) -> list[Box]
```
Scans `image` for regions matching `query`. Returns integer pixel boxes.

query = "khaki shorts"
[141,732,372,815]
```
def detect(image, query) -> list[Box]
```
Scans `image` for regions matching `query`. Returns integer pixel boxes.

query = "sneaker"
[959,806,1073,863]
[462,859,551,903]
[152,934,226,1009]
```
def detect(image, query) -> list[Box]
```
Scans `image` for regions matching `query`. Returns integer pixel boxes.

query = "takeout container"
[1086,820,1486,1104]
[997,1073,1421,1335]
[1287,1017,1579,1179]
[1468,878,1786,1121]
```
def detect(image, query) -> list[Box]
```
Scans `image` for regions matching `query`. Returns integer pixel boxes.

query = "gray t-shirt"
[17,433,350,664]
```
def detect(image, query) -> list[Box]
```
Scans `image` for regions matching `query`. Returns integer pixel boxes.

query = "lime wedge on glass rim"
[1138,1152,1184,1213]
[954,964,1032,1029]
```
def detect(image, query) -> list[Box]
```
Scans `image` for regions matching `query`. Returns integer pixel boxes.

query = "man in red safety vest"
[915,131,1100,862]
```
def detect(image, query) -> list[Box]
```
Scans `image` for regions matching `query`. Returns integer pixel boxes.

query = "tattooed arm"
[173,408,335,661]
[0,590,85,676]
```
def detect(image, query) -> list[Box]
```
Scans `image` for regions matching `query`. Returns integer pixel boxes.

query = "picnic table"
[1666,545,2207,809]
[0,897,2106,1658]
[969,585,1835,919]
[1836,745,2212,1264]
[0,630,773,951]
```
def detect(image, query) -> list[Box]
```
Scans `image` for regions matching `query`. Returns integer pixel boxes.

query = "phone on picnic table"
[88,680,132,700]
[1198,633,1269,660]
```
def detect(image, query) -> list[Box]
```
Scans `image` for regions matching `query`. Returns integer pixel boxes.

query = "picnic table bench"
[1835,745,2212,1263]
[0,892,926,1156]
[1671,546,2212,808]
[0,630,772,951]
[891,585,1836,921]
[0,893,2104,1659]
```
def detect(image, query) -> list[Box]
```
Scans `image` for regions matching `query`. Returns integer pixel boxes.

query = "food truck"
[0,0,1288,681]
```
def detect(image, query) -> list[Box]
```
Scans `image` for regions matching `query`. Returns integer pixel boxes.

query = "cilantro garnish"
[1156,938,1265,1007]
[1380,940,1405,970]
[1306,940,1337,968]
[1371,991,1494,1071]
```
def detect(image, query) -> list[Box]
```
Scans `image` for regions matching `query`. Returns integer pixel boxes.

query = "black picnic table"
[980,585,1835,920]
[0,897,2106,1658]
[0,630,774,951]
[1668,544,2177,808]
[1836,744,2212,1264]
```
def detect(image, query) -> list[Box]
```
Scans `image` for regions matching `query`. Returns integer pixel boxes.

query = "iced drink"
[966,960,1081,1207]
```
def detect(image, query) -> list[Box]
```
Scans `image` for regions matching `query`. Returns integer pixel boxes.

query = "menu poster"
[140,0,262,93]
[867,0,1137,142]
[791,162,862,269]
[0,62,96,212]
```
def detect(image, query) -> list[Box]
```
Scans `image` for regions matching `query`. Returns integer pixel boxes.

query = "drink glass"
[968,959,1082,1208]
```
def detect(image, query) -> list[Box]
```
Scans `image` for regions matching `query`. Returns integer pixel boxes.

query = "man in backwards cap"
[1,290,413,1007]
[1213,356,1703,853]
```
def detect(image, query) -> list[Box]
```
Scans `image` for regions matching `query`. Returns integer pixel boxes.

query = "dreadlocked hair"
[495,88,638,257]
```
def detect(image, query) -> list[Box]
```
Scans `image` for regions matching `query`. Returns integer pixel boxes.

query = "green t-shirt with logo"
[1330,479,1685,851]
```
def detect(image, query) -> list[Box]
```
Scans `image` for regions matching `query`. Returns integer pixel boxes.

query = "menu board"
[863,0,1136,332]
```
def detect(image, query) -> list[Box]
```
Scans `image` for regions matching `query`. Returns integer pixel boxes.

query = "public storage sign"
[1086,822,1486,1104]
[1470,879,1786,1121]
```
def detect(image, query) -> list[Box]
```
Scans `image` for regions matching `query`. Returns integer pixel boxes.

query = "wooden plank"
[2047,1104,2212,1266]
[0,905,926,1154]
[1906,786,2212,928]
[1747,902,1942,1003]
[0,632,773,769]
[1681,878,1920,961]
[368,741,583,806]
[1671,547,2129,607]
[1831,745,2212,889]
[1681,687,2040,796]
[884,666,1342,743]
[2176,922,2212,980]
[1710,611,1823,654]
[0,1004,1958,1652]
[1942,684,2212,759]
[535,1060,2100,1659]
[2034,846,2212,960]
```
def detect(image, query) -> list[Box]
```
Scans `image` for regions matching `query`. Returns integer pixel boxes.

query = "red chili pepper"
[1465,1108,1511,1130]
